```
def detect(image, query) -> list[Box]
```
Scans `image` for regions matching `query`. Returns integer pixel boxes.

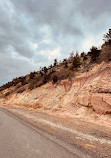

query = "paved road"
[0,109,92,158]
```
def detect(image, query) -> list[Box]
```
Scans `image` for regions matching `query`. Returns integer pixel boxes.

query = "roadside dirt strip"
[1,106,111,158]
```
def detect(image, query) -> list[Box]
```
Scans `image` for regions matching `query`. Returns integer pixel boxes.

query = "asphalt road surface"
[0,109,93,158]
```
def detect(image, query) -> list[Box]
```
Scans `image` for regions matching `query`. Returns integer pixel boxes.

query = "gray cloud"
[79,0,111,19]
[0,0,111,85]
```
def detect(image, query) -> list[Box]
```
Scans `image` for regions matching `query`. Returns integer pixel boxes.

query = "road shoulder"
[1,105,111,157]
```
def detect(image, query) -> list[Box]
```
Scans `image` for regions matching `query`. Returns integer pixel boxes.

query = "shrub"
[43,75,48,84]
[83,55,88,61]
[103,28,111,43]
[4,92,11,97]
[88,46,100,62]
[43,67,48,74]
[81,52,85,57]
[52,75,58,84]
[100,42,111,61]
[54,59,57,66]
[40,71,43,76]
[64,60,68,68]
[72,56,81,69]
[29,72,35,79]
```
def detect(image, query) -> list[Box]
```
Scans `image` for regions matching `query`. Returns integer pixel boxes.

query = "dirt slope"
[1,62,111,119]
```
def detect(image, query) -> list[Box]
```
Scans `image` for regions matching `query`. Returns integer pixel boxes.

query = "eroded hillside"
[0,40,111,120]
[1,61,111,116]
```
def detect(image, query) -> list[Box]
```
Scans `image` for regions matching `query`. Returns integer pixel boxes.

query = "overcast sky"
[0,0,111,86]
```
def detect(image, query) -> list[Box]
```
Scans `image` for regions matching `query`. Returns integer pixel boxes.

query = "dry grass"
[19,102,42,109]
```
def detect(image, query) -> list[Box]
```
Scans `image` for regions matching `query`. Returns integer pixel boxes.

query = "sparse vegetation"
[29,72,35,79]
[54,59,57,66]
[103,28,111,43]
[52,75,58,84]
[72,54,81,70]
[1,29,111,96]
[88,46,100,62]
[64,59,68,68]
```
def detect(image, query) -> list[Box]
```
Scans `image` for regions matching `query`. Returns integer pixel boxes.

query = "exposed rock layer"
[0,62,111,115]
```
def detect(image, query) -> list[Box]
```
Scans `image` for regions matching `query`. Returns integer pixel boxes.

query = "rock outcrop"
[1,62,111,115]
